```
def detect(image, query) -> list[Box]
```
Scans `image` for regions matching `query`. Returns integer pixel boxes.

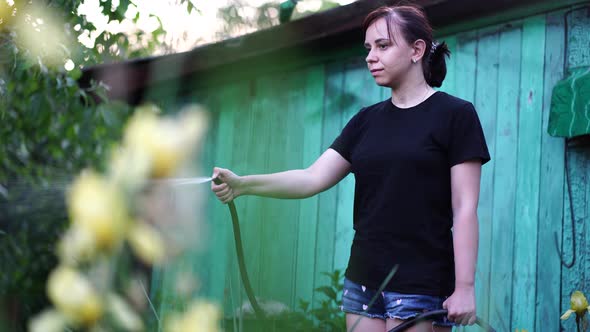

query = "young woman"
[211,5,490,332]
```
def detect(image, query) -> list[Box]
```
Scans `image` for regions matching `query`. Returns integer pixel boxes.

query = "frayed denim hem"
[341,308,386,320]
[384,313,455,328]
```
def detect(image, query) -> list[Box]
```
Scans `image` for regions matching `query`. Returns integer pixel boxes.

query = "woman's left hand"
[442,285,476,325]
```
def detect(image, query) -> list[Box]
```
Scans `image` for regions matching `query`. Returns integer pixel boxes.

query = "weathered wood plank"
[563,10,590,332]
[452,31,477,102]
[536,10,566,331]
[313,62,344,307]
[511,15,546,331]
[195,89,230,303]
[440,35,457,96]
[561,144,588,332]
[487,24,522,331]
[451,30,477,332]
[204,86,239,315]
[293,65,325,308]
[258,72,300,306]
[584,148,590,316]
[257,75,282,303]
[251,76,280,298]
[472,26,500,325]
[283,74,308,308]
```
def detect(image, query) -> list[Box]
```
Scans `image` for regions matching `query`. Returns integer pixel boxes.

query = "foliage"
[0,1,181,330]
[225,269,345,332]
[216,0,342,41]
[0,183,68,330]
[296,269,346,331]
[0,24,133,328]
[27,105,213,332]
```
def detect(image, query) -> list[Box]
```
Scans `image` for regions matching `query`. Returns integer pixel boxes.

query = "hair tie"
[430,41,438,54]
[428,42,438,63]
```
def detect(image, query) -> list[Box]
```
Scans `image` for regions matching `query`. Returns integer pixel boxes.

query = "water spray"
[160,176,265,320]
[151,176,214,186]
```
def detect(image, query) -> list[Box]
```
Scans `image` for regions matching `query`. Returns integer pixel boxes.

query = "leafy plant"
[0,1,182,330]
[28,104,214,332]
[278,269,346,332]
[299,269,346,331]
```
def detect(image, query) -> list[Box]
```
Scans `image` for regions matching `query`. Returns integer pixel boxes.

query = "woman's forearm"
[238,169,318,199]
[452,211,479,289]
[214,149,351,202]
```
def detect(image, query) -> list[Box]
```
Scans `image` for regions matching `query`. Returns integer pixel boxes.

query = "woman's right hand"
[211,167,242,204]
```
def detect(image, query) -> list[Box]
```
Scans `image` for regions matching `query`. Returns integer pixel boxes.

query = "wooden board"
[511,15,546,331]
[487,23,522,331]
[293,65,326,308]
[536,10,566,331]
[313,62,344,307]
[473,25,500,325]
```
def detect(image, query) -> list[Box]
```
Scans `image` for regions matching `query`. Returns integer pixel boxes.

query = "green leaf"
[315,286,337,301]
[68,67,82,80]
[298,299,310,312]
[99,104,120,127]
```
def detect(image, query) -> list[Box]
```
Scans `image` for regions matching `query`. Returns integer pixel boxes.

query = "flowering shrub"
[28,104,221,332]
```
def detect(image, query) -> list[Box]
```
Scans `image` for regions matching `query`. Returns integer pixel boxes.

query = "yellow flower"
[67,170,129,251]
[123,106,208,178]
[165,300,221,332]
[136,103,162,114]
[561,290,590,320]
[57,226,97,265]
[28,309,68,332]
[123,110,176,178]
[108,144,151,192]
[47,266,103,325]
[107,293,144,332]
[127,222,165,265]
[178,105,209,148]
[164,315,184,332]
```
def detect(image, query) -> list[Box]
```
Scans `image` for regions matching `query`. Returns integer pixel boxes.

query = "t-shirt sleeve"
[329,109,364,162]
[448,103,491,167]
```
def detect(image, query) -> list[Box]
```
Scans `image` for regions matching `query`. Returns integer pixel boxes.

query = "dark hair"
[363,5,450,87]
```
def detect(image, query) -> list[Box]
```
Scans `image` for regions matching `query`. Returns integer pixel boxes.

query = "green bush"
[0,1,165,330]
[222,269,346,332]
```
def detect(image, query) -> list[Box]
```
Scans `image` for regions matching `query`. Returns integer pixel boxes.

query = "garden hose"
[387,309,496,332]
[213,178,266,320]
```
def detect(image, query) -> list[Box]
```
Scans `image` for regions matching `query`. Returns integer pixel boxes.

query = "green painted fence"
[146,6,590,332]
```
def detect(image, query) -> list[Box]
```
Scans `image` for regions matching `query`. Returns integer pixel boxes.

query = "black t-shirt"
[330,91,490,296]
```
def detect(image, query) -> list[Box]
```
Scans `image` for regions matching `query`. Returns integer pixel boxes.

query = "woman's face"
[364,17,415,88]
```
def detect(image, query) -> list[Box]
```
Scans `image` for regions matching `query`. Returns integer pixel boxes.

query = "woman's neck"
[390,80,434,109]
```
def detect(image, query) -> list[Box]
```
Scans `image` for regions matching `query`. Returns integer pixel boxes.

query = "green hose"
[214,178,265,320]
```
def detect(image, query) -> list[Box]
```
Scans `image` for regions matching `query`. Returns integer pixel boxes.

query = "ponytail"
[424,41,450,88]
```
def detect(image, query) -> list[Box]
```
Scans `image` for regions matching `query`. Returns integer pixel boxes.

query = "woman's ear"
[412,39,427,62]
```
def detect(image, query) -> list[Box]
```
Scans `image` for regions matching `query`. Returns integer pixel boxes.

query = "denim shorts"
[341,277,454,327]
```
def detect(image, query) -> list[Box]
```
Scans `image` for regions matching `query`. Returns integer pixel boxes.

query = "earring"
[412,58,417,63]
